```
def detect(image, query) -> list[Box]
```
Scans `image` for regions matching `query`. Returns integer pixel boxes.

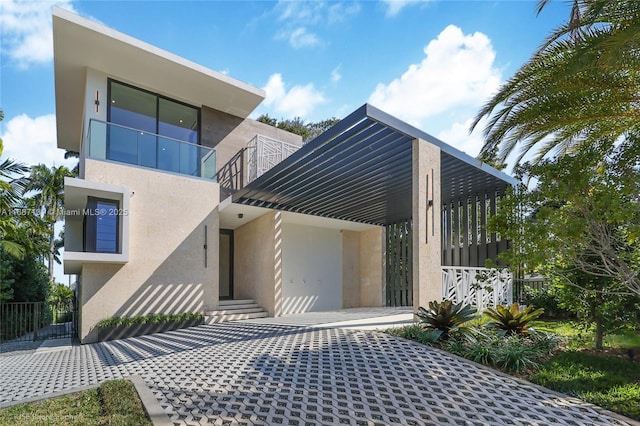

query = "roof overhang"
[233,104,518,226]
[52,6,265,151]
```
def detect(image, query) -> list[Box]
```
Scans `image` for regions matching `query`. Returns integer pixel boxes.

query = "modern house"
[53,7,517,343]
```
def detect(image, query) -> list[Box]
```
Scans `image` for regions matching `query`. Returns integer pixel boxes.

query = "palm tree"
[23,164,74,283]
[471,0,640,166]
[0,109,30,259]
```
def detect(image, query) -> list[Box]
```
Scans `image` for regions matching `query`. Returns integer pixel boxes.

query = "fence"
[442,267,513,311]
[0,299,77,343]
[513,278,547,303]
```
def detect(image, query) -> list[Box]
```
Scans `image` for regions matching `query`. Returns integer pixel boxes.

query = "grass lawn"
[0,379,152,426]
[530,351,640,420]
[530,319,640,420]
[531,319,640,350]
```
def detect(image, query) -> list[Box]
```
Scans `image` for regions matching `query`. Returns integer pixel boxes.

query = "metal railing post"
[33,303,39,341]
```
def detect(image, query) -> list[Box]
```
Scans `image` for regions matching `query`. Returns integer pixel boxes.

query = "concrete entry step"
[218,299,256,306]
[205,299,269,324]
[204,307,263,316]
[205,311,269,324]
[206,303,259,312]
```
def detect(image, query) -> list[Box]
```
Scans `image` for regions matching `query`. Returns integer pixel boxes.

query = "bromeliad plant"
[416,300,477,341]
[484,302,544,335]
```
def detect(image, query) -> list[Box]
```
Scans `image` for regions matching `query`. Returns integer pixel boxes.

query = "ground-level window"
[84,197,119,253]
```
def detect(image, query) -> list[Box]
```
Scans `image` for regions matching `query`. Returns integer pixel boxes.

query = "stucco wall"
[200,106,303,172]
[79,159,219,342]
[281,223,342,315]
[412,138,442,310]
[233,211,280,316]
[342,227,385,308]
[341,231,360,308]
[359,227,385,307]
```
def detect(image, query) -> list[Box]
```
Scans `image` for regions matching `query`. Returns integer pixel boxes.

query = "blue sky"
[0,0,570,282]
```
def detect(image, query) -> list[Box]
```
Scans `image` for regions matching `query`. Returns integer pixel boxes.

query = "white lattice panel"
[246,135,300,184]
[441,267,513,311]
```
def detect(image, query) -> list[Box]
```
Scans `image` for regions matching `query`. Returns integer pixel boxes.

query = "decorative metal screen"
[386,220,413,307]
[441,266,513,311]
[247,135,300,184]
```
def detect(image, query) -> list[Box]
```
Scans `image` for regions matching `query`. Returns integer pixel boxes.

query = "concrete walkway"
[0,308,633,425]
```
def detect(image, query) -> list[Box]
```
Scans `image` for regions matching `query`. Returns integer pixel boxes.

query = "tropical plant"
[472,0,640,166]
[49,282,73,312]
[416,300,476,341]
[443,329,563,373]
[0,109,30,259]
[22,164,74,282]
[488,141,640,298]
[484,302,544,335]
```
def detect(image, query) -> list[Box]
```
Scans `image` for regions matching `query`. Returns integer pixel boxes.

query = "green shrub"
[495,334,542,373]
[522,285,573,319]
[443,329,563,373]
[484,302,544,335]
[96,312,203,329]
[416,300,476,341]
[384,324,439,345]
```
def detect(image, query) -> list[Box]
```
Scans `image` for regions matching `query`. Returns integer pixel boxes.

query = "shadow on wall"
[83,215,217,342]
[281,296,319,315]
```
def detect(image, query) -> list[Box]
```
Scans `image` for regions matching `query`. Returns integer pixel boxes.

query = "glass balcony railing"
[86,119,216,180]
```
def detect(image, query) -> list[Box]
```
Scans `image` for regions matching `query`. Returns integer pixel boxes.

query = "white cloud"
[0,0,76,66]
[0,114,75,168]
[287,27,320,49]
[327,2,361,24]
[368,25,501,129]
[274,1,360,48]
[262,73,325,118]
[436,117,486,157]
[331,65,342,83]
[383,0,430,17]
[276,1,324,25]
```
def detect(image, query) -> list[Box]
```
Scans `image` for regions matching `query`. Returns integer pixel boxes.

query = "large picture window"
[107,80,200,174]
[84,197,119,254]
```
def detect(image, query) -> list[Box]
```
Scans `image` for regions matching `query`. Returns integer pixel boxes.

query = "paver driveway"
[0,309,633,426]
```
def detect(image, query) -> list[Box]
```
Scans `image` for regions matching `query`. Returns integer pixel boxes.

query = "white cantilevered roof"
[52,6,265,151]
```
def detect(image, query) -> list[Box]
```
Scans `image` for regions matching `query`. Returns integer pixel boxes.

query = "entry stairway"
[204,299,268,324]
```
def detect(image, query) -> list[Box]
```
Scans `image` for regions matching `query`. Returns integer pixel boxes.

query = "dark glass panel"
[95,201,118,253]
[108,82,157,166]
[158,98,199,143]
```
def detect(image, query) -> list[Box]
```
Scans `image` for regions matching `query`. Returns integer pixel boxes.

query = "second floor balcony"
[86,119,217,180]
[217,134,300,200]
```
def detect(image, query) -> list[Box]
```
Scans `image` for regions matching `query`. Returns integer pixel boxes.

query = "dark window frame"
[219,229,234,300]
[107,78,201,144]
[83,197,120,254]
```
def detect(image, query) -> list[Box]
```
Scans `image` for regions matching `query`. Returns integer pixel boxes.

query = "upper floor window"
[84,197,119,254]
[107,80,200,173]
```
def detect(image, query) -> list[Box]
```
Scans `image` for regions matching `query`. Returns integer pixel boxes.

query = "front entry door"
[219,229,234,300]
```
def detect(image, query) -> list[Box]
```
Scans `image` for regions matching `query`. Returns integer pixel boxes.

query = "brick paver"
[0,312,632,425]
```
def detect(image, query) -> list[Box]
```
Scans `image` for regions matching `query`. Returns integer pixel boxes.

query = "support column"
[412,138,442,311]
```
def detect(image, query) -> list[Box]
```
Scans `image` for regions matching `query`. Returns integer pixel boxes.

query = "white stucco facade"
[281,223,343,315]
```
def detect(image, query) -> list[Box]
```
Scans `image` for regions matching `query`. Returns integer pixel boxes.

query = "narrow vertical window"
[84,197,119,253]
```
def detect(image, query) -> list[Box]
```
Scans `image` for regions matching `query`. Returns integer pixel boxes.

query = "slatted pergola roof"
[233,104,518,226]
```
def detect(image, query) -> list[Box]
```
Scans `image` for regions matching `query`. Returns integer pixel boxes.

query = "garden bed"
[95,312,203,342]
